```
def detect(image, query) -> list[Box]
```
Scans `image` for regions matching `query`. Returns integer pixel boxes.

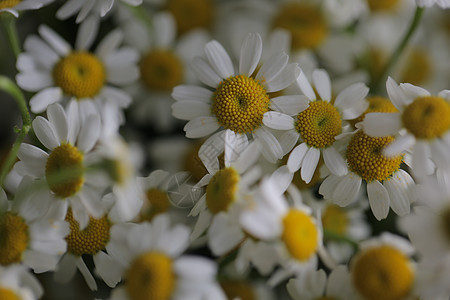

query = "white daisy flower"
[265,68,369,183]
[0,264,43,300]
[108,214,226,300]
[240,176,323,286]
[348,232,417,300]
[0,182,69,273]
[363,77,450,177]
[56,0,143,23]
[416,0,450,8]
[287,265,356,300]
[14,102,106,229]
[0,0,52,17]
[319,129,415,220]
[172,32,300,163]
[16,20,139,121]
[124,12,209,132]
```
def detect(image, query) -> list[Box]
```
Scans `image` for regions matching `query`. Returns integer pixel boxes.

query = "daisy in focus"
[363,77,450,177]
[16,21,139,121]
[0,264,43,300]
[0,0,52,17]
[171,32,300,163]
[264,68,369,183]
[108,214,226,300]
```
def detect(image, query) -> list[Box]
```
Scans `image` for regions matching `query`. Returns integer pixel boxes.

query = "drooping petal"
[367,180,390,221]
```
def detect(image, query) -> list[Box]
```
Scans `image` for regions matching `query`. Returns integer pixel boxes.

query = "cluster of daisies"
[1,0,450,299]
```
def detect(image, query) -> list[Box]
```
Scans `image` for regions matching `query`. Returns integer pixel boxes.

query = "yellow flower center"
[212,75,270,134]
[402,96,450,140]
[295,101,342,149]
[322,204,349,236]
[0,288,19,300]
[65,209,111,256]
[351,96,398,126]
[352,245,414,300]
[367,0,401,12]
[221,280,255,300]
[347,131,402,182]
[140,49,183,92]
[206,167,240,214]
[0,0,21,9]
[281,209,319,262]
[400,48,432,86]
[126,251,175,300]
[45,143,84,198]
[52,51,106,99]
[140,188,171,221]
[273,3,328,51]
[167,0,213,34]
[0,212,29,266]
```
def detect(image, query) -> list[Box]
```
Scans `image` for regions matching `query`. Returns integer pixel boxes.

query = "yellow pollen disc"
[400,48,432,86]
[140,49,183,92]
[351,96,398,127]
[322,204,349,236]
[140,188,171,221]
[126,251,175,300]
[347,131,402,182]
[221,280,255,300]
[282,209,318,262]
[352,245,414,300]
[65,209,111,256]
[206,167,240,214]
[295,101,342,149]
[0,288,20,300]
[45,143,84,198]
[52,51,106,99]
[402,96,450,140]
[212,75,269,134]
[273,3,328,51]
[367,0,401,12]
[167,0,213,34]
[0,212,29,266]
[0,0,21,9]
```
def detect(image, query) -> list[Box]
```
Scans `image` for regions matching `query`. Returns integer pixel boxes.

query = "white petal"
[312,69,331,102]
[16,72,53,92]
[95,29,123,58]
[265,63,300,93]
[270,95,309,116]
[33,116,60,150]
[429,139,450,170]
[184,117,220,138]
[198,131,226,174]
[154,12,176,48]
[323,146,348,176]
[224,130,248,167]
[270,166,293,194]
[301,147,320,184]
[172,101,211,120]
[174,256,217,279]
[172,85,212,103]
[411,141,434,177]
[253,127,283,163]
[334,82,369,111]
[107,65,139,86]
[385,169,413,216]
[319,174,341,200]
[75,15,99,50]
[367,180,390,220]
[296,69,315,101]
[17,143,48,167]
[99,0,114,16]
[23,36,59,68]
[76,1,96,23]
[239,33,262,76]
[93,252,121,288]
[56,0,83,19]
[204,40,234,79]
[383,134,415,157]
[77,114,100,152]
[38,25,71,56]
[101,86,132,108]
[29,87,62,113]
[234,140,259,174]
[386,76,409,110]
[76,257,97,291]
[279,130,300,155]
[54,254,77,283]
[287,143,308,172]
[23,250,58,273]
[332,173,361,206]
[47,103,68,143]
[256,51,288,83]
[263,112,294,130]
[190,57,222,88]
[400,83,430,99]
[363,113,402,137]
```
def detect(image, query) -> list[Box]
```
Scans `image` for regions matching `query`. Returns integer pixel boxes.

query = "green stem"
[0,76,31,187]
[323,229,359,250]
[370,6,425,93]
[1,13,21,60]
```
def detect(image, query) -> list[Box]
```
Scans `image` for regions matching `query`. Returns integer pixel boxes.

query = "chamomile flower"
[265,68,369,183]
[108,214,226,300]
[171,32,300,163]
[240,176,322,286]
[14,102,106,229]
[363,77,450,177]
[0,265,43,300]
[0,0,52,17]
[319,130,415,220]
[416,0,450,8]
[16,21,139,120]
[348,233,417,300]
[0,182,69,273]
[56,0,143,23]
